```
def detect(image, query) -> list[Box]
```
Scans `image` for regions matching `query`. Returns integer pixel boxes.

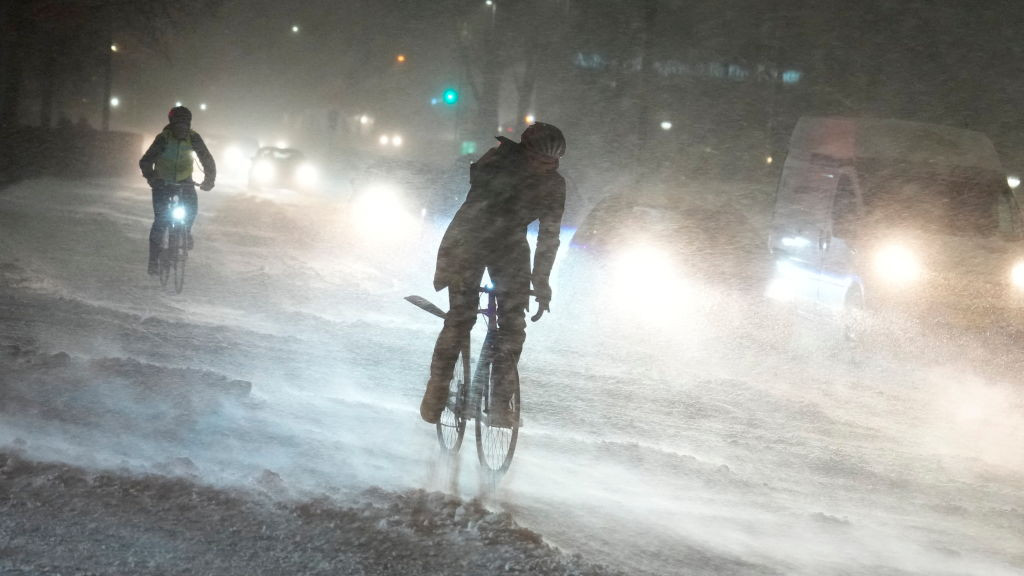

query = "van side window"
[832,175,859,238]
[996,190,1024,239]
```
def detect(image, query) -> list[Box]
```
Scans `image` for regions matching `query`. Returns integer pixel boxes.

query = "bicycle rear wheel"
[475,353,520,476]
[436,344,470,453]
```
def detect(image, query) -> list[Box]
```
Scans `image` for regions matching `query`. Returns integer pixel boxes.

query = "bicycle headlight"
[172,206,187,221]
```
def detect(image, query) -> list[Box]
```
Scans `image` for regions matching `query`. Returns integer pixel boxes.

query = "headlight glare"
[296,163,319,187]
[171,206,186,221]
[1011,261,1024,289]
[253,160,275,184]
[874,244,921,285]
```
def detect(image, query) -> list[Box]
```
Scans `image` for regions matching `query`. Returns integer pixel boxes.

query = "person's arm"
[190,131,217,187]
[139,134,165,180]
[531,175,566,306]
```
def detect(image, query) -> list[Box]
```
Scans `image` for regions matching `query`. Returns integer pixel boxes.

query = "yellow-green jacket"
[139,126,216,184]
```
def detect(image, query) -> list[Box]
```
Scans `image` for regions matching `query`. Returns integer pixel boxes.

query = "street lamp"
[110,43,119,52]
[175,101,182,107]
[200,103,208,111]
[291,24,300,33]
[660,120,672,131]
[110,97,120,108]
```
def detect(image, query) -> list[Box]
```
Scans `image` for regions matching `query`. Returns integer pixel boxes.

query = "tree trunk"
[0,1,29,129]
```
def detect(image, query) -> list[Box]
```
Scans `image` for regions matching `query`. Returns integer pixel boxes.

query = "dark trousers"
[148,184,198,264]
[429,246,531,402]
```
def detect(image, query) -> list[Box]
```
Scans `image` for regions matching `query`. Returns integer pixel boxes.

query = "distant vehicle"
[565,188,768,321]
[248,147,319,191]
[766,116,1024,334]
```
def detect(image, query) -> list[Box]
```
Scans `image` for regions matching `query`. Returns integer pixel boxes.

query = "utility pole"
[101,16,113,131]
[635,0,658,167]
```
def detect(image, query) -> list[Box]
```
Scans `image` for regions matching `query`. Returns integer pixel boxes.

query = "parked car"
[248,147,319,191]
[766,116,1024,333]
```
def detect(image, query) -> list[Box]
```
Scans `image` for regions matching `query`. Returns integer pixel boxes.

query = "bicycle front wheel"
[158,230,171,288]
[436,344,470,453]
[475,356,520,476]
[173,228,187,294]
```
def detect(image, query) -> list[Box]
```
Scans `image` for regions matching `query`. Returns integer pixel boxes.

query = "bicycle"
[406,286,544,478]
[156,181,194,294]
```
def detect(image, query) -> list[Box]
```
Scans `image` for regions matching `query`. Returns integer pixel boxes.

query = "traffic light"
[442,88,459,105]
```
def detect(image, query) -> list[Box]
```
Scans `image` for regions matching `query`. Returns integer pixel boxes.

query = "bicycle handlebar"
[478,286,547,322]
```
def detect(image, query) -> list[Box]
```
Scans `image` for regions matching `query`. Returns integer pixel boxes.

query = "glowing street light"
[379,135,390,146]
[660,120,673,131]
[359,114,372,125]
[525,114,536,124]
[396,54,406,63]
[1008,175,1021,189]
[175,101,182,107]
[291,24,300,33]
[110,43,119,53]
[392,135,403,147]
[110,97,120,108]
[199,103,208,111]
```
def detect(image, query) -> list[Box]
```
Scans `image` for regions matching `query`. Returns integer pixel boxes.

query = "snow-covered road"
[1,178,1022,575]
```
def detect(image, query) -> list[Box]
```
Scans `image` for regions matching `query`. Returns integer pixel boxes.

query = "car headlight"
[253,160,276,184]
[296,163,319,187]
[223,145,248,174]
[1011,261,1024,289]
[171,206,186,221]
[611,244,677,287]
[351,183,418,243]
[873,244,921,285]
[604,243,694,325]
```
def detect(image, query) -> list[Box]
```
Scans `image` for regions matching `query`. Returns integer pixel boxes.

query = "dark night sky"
[11,0,1024,169]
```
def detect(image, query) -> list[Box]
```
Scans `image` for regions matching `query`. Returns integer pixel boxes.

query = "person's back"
[422,123,567,426]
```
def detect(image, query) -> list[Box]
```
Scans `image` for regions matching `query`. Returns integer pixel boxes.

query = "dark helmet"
[168,106,192,125]
[520,122,566,159]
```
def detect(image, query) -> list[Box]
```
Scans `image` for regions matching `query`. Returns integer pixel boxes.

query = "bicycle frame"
[405,284,523,477]
[157,182,193,293]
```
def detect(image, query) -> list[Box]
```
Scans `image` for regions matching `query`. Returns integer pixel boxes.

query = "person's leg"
[421,267,485,423]
[148,186,168,274]
[487,245,531,423]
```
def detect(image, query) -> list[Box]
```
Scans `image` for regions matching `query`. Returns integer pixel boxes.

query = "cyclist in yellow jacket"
[139,106,216,275]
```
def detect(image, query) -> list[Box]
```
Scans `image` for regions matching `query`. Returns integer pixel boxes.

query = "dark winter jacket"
[434,137,566,297]
[139,126,216,184]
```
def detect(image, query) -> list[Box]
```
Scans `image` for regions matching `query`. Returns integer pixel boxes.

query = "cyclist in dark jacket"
[139,106,216,275]
[421,122,567,426]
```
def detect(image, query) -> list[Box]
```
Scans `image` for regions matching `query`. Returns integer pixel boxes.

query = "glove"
[199,181,214,192]
[532,277,552,319]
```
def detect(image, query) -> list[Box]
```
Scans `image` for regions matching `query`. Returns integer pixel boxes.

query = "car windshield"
[858,161,1017,238]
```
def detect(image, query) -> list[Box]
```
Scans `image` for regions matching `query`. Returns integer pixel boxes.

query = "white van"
[766,116,1024,330]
